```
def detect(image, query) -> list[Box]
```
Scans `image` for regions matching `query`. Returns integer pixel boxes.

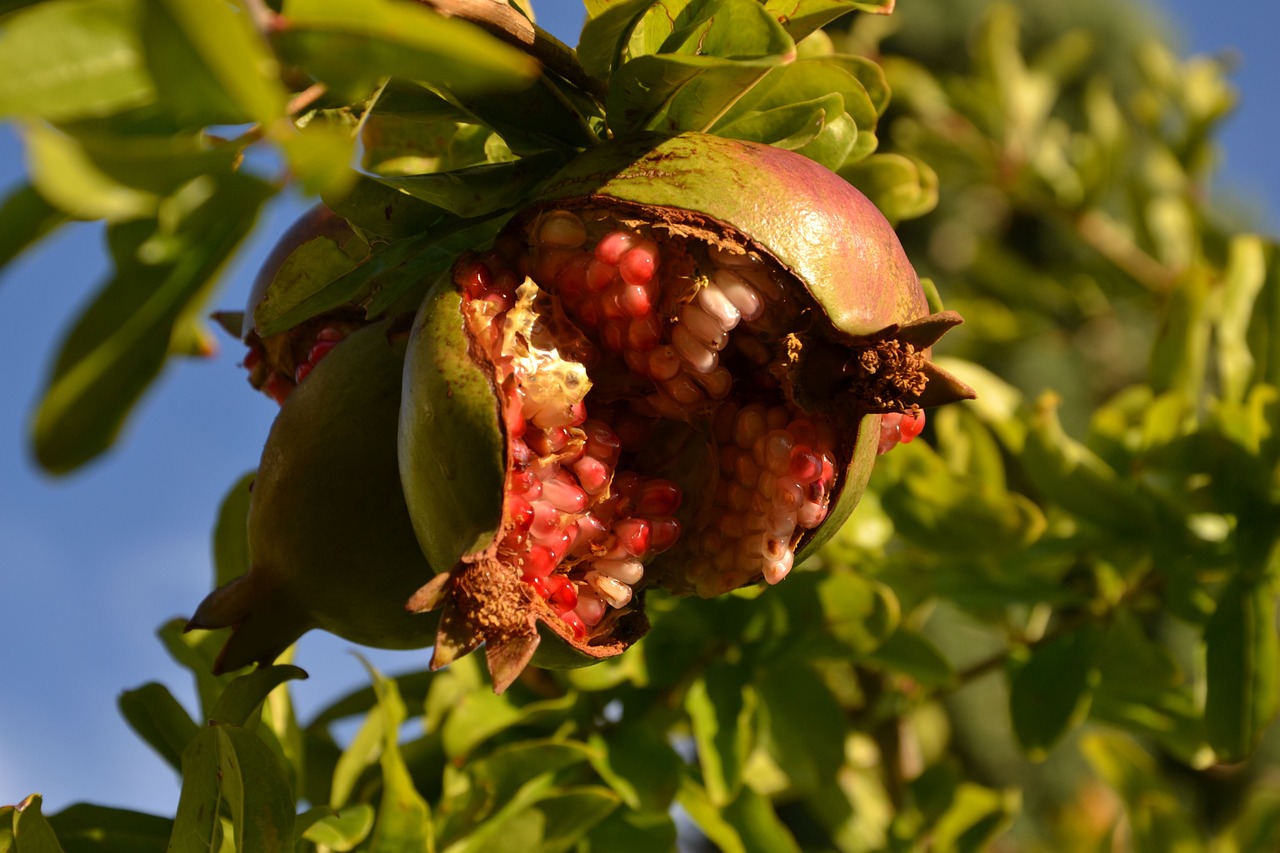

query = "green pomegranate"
[189,319,437,673]
[398,133,974,691]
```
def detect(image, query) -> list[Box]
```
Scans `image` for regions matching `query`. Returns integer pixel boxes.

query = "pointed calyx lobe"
[398,133,974,690]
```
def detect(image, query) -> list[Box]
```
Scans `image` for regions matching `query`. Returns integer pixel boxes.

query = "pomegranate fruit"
[399,133,974,690]
[238,205,368,404]
[189,319,438,673]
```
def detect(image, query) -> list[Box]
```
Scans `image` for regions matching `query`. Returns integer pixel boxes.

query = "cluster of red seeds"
[877,409,926,454]
[244,326,348,405]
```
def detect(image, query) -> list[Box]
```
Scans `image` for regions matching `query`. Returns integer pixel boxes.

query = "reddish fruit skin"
[399,133,973,688]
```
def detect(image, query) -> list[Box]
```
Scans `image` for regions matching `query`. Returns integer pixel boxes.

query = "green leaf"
[212,472,254,590]
[23,123,158,221]
[156,620,238,718]
[815,571,899,656]
[323,175,446,239]
[46,804,172,853]
[276,120,359,199]
[209,665,308,728]
[169,725,296,853]
[755,663,844,792]
[1204,574,1280,761]
[674,775,745,853]
[839,153,939,224]
[117,682,200,771]
[0,184,67,274]
[685,662,756,806]
[140,0,286,127]
[1021,393,1154,536]
[1214,234,1268,404]
[1008,623,1104,758]
[928,783,1020,853]
[588,725,683,813]
[296,804,375,852]
[866,628,956,688]
[525,787,620,853]
[606,0,793,135]
[720,787,800,853]
[710,95,834,150]
[0,0,154,122]
[577,0,652,80]
[585,809,677,853]
[362,664,433,853]
[440,686,577,760]
[31,173,273,473]
[760,0,895,42]
[10,796,66,853]
[276,0,539,102]
[376,152,565,219]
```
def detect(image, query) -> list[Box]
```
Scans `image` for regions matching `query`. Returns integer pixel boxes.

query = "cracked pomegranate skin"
[398,132,972,688]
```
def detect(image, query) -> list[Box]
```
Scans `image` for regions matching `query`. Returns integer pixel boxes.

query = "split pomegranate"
[399,133,974,690]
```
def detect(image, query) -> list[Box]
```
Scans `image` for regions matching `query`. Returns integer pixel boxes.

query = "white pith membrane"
[451,205,921,648]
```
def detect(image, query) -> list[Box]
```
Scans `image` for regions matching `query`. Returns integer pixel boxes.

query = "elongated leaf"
[23,123,158,221]
[866,628,956,688]
[756,663,844,792]
[47,804,172,853]
[276,0,539,102]
[578,0,652,80]
[10,796,64,853]
[816,571,899,655]
[363,665,433,853]
[117,682,200,771]
[761,0,895,42]
[527,787,620,853]
[156,620,237,718]
[1214,235,1267,404]
[712,94,834,149]
[1204,574,1280,761]
[685,662,756,806]
[0,184,66,274]
[296,804,374,852]
[376,152,565,219]
[720,787,800,853]
[169,725,296,853]
[141,0,286,127]
[585,809,677,853]
[1009,623,1104,758]
[1082,732,1205,851]
[675,776,745,853]
[250,225,370,336]
[588,726,682,813]
[323,175,446,239]
[210,665,308,728]
[0,0,154,121]
[31,173,273,473]
[840,153,939,224]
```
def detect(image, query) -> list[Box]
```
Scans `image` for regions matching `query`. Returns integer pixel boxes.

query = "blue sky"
[1,0,1276,815]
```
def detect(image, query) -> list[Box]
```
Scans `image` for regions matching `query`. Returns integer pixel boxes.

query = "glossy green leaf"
[46,804,172,853]
[1204,574,1280,761]
[525,787,620,853]
[117,682,200,771]
[323,175,446,239]
[588,725,682,813]
[276,0,539,102]
[1008,623,1104,758]
[140,0,286,127]
[209,665,307,728]
[0,184,66,274]
[755,663,844,792]
[376,152,564,220]
[840,153,939,224]
[0,805,13,853]
[685,662,756,806]
[577,0,652,80]
[31,174,272,473]
[276,121,359,199]
[606,0,793,135]
[761,0,895,42]
[0,0,153,121]
[929,783,1019,853]
[329,704,386,810]
[711,95,833,150]
[296,804,375,851]
[212,471,253,590]
[169,725,296,853]
[23,123,158,222]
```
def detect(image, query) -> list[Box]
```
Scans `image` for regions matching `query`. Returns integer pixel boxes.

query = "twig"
[417,0,607,102]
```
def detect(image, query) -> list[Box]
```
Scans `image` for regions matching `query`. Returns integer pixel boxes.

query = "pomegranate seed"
[523,545,556,579]
[649,517,681,553]
[573,456,611,495]
[508,495,535,531]
[576,590,608,626]
[583,420,622,464]
[550,577,579,611]
[601,318,626,352]
[789,446,822,483]
[556,255,591,300]
[619,241,658,285]
[900,410,926,442]
[621,282,653,317]
[242,347,262,370]
[316,326,345,342]
[455,260,492,297]
[294,361,313,383]
[561,609,588,639]
[595,231,637,265]
[635,480,681,516]
[264,372,292,404]
[543,475,588,513]
[614,518,651,557]
[537,211,586,248]
[593,558,644,584]
[627,315,662,351]
[585,258,616,292]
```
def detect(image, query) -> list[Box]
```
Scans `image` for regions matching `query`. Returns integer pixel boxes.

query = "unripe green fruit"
[190,321,437,673]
